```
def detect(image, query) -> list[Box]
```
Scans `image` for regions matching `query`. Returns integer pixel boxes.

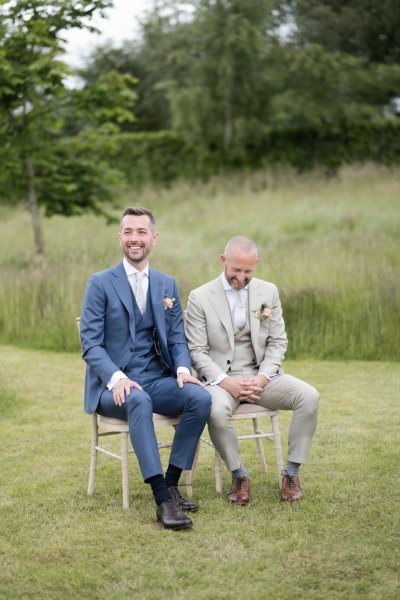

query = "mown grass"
[0,346,399,599]
[0,163,399,359]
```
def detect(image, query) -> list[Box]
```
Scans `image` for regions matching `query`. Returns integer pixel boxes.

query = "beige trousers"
[207,372,320,472]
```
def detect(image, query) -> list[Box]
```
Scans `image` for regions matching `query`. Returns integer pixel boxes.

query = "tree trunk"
[223,102,233,152]
[25,155,45,256]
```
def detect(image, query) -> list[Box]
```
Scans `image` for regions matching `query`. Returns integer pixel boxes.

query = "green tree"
[153,0,277,156]
[0,0,137,256]
[284,0,400,64]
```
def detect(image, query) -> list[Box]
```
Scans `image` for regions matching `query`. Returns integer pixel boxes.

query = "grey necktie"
[134,271,146,315]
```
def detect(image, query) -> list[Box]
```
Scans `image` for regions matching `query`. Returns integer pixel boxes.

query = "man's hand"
[218,376,245,399]
[177,373,206,389]
[219,374,268,403]
[112,377,142,406]
[238,374,268,403]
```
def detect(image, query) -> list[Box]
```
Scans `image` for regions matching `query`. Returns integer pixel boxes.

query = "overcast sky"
[63,0,153,69]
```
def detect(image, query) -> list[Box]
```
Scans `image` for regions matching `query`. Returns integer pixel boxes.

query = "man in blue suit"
[80,207,211,530]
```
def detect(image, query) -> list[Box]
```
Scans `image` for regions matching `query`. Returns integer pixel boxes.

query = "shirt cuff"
[211,373,228,386]
[107,370,127,390]
[261,372,280,381]
[259,372,270,382]
[177,366,191,377]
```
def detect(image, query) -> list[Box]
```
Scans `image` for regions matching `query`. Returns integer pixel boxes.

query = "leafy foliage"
[0,0,137,254]
[79,0,400,161]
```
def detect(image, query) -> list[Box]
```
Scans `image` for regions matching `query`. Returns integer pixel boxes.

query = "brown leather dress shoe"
[168,486,199,513]
[227,476,250,505]
[281,473,303,501]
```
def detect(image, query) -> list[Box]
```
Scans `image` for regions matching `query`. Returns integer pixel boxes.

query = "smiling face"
[221,246,258,290]
[119,214,158,269]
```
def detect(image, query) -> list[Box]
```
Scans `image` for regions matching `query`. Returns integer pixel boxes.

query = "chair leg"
[87,413,98,496]
[190,440,201,483]
[215,451,223,493]
[182,470,193,498]
[271,414,284,489]
[182,440,200,497]
[121,431,130,509]
[253,417,267,473]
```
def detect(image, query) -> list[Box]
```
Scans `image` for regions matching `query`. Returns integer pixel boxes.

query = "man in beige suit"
[185,236,319,504]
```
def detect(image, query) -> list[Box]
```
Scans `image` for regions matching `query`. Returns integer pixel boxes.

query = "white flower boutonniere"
[164,294,176,310]
[254,303,275,321]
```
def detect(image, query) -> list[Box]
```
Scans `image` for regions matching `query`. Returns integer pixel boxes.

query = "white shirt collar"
[123,257,149,278]
[221,273,249,292]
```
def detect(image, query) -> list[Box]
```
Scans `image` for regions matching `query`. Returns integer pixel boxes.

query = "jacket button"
[130,347,134,352]
[227,360,231,365]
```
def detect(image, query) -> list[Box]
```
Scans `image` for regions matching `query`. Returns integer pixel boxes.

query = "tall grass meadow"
[1,163,399,359]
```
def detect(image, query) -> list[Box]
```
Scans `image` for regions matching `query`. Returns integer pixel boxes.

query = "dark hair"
[120,207,156,232]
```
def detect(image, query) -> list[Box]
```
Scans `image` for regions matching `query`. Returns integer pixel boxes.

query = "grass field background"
[0,163,399,359]
[1,163,399,598]
[1,348,399,599]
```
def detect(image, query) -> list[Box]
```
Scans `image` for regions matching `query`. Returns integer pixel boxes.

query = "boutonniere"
[163,294,176,310]
[254,303,275,321]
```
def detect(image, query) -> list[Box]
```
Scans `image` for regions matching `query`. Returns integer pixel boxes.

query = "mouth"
[128,244,143,251]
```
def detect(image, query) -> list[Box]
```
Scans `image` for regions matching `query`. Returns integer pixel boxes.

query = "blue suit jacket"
[80,261,192,414]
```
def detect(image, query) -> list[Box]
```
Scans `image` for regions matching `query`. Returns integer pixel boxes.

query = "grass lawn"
[0,347,399,599]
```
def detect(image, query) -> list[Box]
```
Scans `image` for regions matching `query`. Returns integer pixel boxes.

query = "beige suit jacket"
[185,276,288,384]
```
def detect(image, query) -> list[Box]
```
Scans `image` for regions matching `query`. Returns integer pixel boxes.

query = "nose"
[237,272,245,282]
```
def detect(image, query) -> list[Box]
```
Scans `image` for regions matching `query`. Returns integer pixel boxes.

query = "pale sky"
[63,0,153,69]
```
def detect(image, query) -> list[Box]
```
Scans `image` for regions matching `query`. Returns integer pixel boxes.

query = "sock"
[145,474,171,506]
[232,464,248,479]
[285,461,301,477]
[165,463,182,488]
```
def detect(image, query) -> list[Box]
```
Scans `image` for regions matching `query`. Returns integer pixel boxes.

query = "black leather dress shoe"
[168,486,199,513]
[156,500,193,530]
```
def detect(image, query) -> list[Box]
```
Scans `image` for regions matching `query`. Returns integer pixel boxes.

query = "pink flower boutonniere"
[164,294,176,310]
[254,303,275,321]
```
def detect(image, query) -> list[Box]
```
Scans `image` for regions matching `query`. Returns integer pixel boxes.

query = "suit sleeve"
[185,290,227,383]
[164,279,192,372]
[80,274,121,385]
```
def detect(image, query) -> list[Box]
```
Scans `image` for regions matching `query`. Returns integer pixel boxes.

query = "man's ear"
[220,254,226,265]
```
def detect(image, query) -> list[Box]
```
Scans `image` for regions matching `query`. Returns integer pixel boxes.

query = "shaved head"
[221,236,259,290]
[224,236,259,260]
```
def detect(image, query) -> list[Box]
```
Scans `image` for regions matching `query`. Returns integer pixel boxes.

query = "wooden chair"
[201,403,284,493]
[76,317,196,509]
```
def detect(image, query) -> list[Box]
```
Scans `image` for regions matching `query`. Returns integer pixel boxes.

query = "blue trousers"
[97,375,211,481]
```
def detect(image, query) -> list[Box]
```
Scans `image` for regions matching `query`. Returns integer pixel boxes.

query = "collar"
[220,273,249,292]
[123,257,149,278]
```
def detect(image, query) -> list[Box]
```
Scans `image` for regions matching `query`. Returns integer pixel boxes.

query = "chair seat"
[97,413,181,431]
[231,404,277,419]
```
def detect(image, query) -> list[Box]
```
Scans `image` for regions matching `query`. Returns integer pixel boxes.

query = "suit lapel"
[249,280,264,361]
[149,269,166,340]
[110,262,134,315]
[209,278,235,351]
[109,261,136,340]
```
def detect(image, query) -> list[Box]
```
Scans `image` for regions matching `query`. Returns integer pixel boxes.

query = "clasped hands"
[218,374,268,403]
[112,373,205,406]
